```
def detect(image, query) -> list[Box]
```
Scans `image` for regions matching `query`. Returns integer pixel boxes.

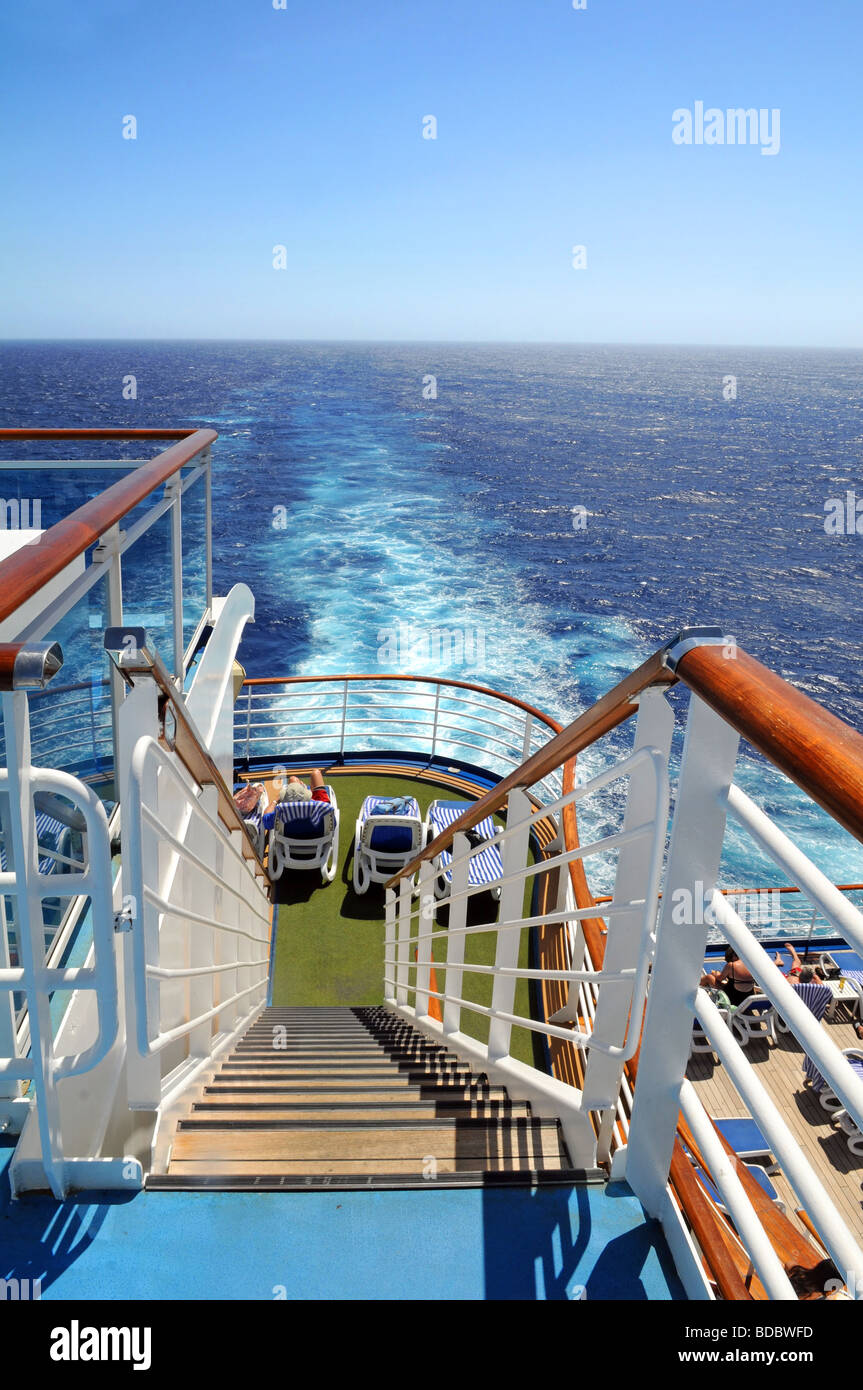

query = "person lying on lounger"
[773,941,825,984]
[262,769,330,829]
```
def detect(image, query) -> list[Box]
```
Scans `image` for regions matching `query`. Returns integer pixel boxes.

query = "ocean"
[2,340,862,928]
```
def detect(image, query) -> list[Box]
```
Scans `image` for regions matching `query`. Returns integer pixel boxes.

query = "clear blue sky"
[1,0,860,345]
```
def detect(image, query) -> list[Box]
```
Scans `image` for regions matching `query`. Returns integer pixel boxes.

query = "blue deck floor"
[0,1143,682,1300]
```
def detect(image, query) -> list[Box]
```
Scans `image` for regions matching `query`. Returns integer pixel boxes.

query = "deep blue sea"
[2,341,862,928]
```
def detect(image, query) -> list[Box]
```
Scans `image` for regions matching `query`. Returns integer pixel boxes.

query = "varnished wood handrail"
[0,428,216,626]
[0,428,201,440]
[385,645,677,887]
[676,644,863,848]
[668,1144,755,1300]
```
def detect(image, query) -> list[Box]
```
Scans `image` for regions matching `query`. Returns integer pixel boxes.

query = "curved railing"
[235,673,570,805]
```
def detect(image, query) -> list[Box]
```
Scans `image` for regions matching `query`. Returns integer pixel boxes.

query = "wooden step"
[170,1119,568,1165]
[158,1004,562,1189]
[200,1078,511,1100]
[187,1100,532,1122]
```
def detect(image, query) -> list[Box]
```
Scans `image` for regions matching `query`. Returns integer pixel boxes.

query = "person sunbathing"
[262,769,330,828]
[703,948,758,1006]
[773,941,824,984]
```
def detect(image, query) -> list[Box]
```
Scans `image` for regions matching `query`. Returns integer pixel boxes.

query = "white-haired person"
[261,768,330,830]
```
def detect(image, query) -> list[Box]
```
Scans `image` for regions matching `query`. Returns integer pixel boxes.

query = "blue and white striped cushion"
[429,802,503,886]
[797,982,845,1089]
[274,791,335,841]
[0,812,78,875]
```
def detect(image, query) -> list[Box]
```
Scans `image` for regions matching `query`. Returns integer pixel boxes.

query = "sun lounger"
[425,800,504,901]
[233,782,267,858]
[812,1048,863,1113]
[695,1162,785,1216]
[729,994,774,1046]
[712,1117,778,1171]
[831,949,863,973]
[267,787,340,884]
[352,795,423,894]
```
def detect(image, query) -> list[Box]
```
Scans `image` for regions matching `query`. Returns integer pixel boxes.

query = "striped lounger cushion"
[273,793,334,842]
[430,803,503,886]
[1,813,79,875]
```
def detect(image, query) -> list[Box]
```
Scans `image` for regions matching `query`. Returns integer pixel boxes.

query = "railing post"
[442,832,470,1038]
[430,685,441,763]
[582,688,674,1165]
[118,671,163,1108]
[203,446,213,609]
[244,685,253,763]
[338,679,349,760]
[414,860,434,1019]
[384,889,397,1005]
[92,524,125,784]
[166,473,184,682]
[625,694,740,1216]
[521,712,533,764]
[487,787,532,1063]
[396,878,413,1008]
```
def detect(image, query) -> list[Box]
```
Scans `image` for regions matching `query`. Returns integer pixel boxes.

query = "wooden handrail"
[0,428,201,440]
[241,673,563,736]
[385,644,677,888]
[668,1143,755,1300]
[676,644,863,848]
[0,428,216,626]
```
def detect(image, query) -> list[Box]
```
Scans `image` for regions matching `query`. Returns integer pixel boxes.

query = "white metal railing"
[382,737,669,1169]
[0,688,118,1198]
[626,680,863,1301]
[123,733,270,1105]
[234,676,565,805]
[376,642,863,1300]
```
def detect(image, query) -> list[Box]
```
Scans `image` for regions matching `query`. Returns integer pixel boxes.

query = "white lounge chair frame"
[352,797,424,896]
[729,994,774,1047]
[267,785,340,885]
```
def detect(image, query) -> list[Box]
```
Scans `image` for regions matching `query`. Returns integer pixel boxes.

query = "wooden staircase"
[149,1006,578,1189]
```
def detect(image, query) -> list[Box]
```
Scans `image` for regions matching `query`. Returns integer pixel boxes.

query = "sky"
[0,0,861,345]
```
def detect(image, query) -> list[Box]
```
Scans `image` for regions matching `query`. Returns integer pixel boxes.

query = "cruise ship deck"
[688,1000,863,1248]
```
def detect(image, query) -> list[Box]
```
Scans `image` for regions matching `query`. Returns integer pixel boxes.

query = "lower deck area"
[687,1007,863,1248]
[260,765,542,1067]
[0,1139,683,1300]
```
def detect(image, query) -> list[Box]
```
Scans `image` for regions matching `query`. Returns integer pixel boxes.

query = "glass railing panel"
[32,574,114,781]
[181,464,208,656]
[121,500,177,675]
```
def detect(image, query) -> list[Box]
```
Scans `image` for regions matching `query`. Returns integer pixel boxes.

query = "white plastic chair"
[352,795,423,895]
[267,786,340,885]
[729,994,774,1047]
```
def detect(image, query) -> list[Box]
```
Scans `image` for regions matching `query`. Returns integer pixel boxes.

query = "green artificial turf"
[269,773,541,1068]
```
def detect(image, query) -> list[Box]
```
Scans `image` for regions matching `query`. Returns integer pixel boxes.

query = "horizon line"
[1,337,862,352]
